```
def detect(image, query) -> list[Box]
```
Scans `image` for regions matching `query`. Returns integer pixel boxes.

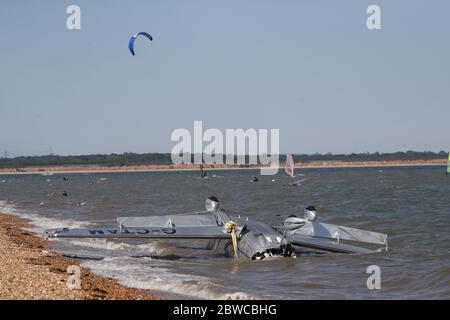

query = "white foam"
[0,200,91,233]
[67,238,160,254]
[82,257,258,300]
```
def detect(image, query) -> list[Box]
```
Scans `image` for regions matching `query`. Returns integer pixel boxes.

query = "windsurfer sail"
[447,152,450,174]
[285,153,295,178]
[285,153,306,186]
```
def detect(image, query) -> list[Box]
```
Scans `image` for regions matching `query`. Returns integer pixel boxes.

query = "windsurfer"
[200,164,207,178]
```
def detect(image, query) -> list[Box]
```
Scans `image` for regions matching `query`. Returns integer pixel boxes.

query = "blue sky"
[0,0,449,156]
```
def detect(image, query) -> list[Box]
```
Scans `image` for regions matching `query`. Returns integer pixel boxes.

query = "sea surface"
[1,166,449,299]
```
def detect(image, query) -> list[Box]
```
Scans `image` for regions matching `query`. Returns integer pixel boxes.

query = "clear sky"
[1,0,449,156]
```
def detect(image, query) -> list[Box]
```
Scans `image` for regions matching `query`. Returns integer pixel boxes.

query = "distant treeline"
[0,151,447,169]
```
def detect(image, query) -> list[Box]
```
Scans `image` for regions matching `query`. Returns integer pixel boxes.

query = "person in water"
[200,164,207,178]
[250,176,259,182]
[62,191,68,197]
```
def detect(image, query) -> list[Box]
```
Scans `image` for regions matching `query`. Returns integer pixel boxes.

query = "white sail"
[285,153,295,177]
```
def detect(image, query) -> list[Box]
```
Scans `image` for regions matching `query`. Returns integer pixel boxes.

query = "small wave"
[0,200,91,233]
[82,257,258,300]
[67,238,160,253]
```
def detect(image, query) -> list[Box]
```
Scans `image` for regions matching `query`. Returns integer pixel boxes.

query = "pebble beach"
[0,213,159,300]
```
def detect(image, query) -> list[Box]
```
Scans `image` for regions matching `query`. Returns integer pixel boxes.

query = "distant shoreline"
[0,159,445,175]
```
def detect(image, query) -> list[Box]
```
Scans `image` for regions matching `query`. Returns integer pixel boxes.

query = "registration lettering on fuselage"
[88,228,176,235]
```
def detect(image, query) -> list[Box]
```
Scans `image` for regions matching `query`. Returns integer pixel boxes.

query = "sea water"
[1,166,449,299]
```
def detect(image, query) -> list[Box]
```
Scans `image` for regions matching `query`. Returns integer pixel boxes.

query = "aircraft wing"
[287,234,376,253]
[285,221,388,254]
[46,226,230,239]
[46,214,231,240]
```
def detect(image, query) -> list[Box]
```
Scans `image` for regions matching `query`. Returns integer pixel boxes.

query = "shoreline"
[0,159,446,175]
[0,213,160,300]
